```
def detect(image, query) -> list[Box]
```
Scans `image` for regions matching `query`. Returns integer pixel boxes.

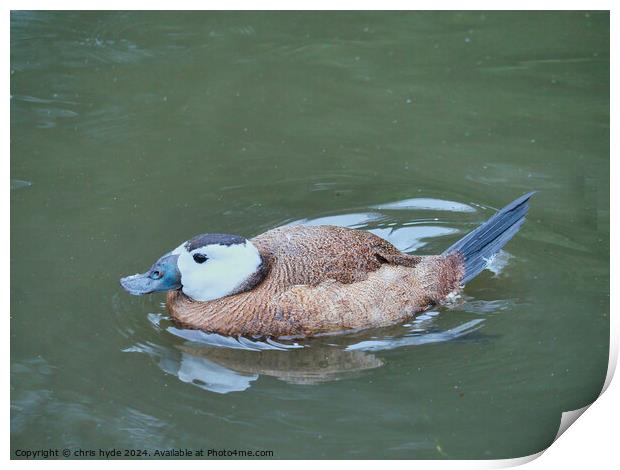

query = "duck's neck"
[227,258,269,297]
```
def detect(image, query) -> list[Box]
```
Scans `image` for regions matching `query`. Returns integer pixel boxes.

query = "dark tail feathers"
[443,192,535,285]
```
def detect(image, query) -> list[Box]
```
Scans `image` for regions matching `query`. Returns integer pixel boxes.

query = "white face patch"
[175,240,262,302]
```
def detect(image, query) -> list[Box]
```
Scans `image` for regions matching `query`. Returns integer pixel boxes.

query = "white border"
[4,2,615,468]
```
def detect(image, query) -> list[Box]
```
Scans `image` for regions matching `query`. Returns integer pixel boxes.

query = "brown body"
[167,225,464,338]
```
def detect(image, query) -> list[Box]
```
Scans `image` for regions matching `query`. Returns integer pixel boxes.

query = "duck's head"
[120,233,264,301]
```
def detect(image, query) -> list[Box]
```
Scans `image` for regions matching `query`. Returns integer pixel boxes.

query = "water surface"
[11,11,609,459]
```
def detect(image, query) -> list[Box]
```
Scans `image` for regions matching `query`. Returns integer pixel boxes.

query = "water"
[10,11,609,459]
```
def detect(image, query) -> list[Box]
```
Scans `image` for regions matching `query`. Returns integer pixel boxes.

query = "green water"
[11,11,609,459]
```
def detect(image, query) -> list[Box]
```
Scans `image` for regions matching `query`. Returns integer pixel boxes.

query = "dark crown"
[184,233,246,252]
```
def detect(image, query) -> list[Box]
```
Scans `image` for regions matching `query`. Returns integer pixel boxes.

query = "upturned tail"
[443,192,535,285]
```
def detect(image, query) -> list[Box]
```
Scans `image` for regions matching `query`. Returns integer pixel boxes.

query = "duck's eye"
[193,253,208,264]
[150,270,162,279]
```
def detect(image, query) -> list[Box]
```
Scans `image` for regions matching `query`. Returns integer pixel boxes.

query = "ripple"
[346,319,485,352]
[10,179,32,190]
[286,212,385,228]
[371,197,476,212]
[168,330,299,350]
[11,11,156,72]
[11,94,80,106]
[370,225,458,252]
[150,313,302,351]
[11,93,82,130]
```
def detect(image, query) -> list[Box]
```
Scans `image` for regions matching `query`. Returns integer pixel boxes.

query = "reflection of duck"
[129,342,382,393]
[126,317,486,393]
[121,193,533,337]
[177,344,383,385]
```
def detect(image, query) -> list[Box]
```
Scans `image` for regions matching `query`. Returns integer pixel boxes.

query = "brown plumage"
[167,225,464,338]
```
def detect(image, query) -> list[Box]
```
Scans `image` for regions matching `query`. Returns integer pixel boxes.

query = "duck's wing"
[272,263,429,335]
[270,252,463,336]
[251,225,422,289]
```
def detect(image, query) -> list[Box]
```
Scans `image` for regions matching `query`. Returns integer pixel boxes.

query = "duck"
[121,192,534,338]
